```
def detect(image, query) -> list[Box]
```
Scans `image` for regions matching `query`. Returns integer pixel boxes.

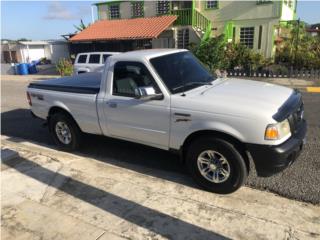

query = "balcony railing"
[171,9,212,40]
[171,9,193,26]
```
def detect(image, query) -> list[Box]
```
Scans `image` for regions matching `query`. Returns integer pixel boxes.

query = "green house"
[71,1,297,58]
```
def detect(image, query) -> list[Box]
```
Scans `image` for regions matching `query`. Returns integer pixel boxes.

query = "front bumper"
[247,120,307,177]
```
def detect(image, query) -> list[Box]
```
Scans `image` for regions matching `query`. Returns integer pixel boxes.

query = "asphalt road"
[1,78,320,204]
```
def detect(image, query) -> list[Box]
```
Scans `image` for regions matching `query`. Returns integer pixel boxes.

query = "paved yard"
[1,76,320,204]
[1,138,320,240]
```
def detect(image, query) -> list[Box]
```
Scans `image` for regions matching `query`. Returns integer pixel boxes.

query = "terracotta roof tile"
[70,15,177,42]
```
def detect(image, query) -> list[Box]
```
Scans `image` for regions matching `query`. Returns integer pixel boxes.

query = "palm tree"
[74,19,89,32]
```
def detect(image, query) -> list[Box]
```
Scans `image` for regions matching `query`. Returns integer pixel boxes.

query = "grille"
[288,101,304,134]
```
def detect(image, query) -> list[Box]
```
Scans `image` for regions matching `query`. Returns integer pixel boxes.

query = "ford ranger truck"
[27,49,307,194]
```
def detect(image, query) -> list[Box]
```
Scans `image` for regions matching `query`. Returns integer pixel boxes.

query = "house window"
[109,4,120,19]
[240,27,255,49]
[257,0,272,4]
[258,26,263,49]
[132,1,144,18]
[156,1,170,15]
[177,28,189,49]
[206,1,218,9]
[232,27,236,42]
[284,0,293,7]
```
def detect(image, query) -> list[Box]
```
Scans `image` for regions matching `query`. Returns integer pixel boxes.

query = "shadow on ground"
[2,104,320,204]
[2,157,229,240]
[1,108,196,188]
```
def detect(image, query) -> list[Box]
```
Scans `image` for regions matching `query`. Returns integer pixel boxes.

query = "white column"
[91,5,95,23]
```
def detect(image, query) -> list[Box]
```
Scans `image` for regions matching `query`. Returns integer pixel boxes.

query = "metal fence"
[227,69,320,79]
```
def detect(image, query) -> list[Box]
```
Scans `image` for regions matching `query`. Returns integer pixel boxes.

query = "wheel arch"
[182,130,250,172]
[47,106,82,132]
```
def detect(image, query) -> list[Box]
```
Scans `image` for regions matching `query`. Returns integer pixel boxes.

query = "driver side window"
[113,61,160,97]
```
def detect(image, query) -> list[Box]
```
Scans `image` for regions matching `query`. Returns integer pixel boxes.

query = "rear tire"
[49,112,82,151]
[186,137,247,194]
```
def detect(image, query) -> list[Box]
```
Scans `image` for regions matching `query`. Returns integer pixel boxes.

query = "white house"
[1,40,69,64]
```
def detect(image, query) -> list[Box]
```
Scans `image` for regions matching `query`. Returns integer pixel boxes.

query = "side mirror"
[134,86,163,100]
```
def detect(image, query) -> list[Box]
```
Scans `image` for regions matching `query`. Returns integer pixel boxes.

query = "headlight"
[265,119,291,140]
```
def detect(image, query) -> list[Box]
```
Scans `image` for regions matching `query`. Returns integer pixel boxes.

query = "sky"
[1,0,320,40]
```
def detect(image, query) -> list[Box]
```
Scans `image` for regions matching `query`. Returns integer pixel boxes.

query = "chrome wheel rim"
[55,121,72,145]
[197,150,231,183]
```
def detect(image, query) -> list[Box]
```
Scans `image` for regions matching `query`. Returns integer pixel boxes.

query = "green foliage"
[74,19,90,32]
[223,42,270,71]
[275,21,320,69]
[56,58,73,76]
[267,65,289,75]
[192,34,226,73]
[191,35,270,72]
[17,38,30,41]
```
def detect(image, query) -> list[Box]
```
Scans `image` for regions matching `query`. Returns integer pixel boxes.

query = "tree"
[17,38,30,41]
[275,20,320,69]
[74,19,89,32]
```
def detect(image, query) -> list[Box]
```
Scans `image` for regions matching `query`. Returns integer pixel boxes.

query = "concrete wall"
[98,4,108,20]
[20,46,46,62]
[1,64,15,75]
[144,1,157,18]
[45,43,70,64]
[193,0,295,58]
[195,1,281,22]
[281,4,295,20]
[152,30,175,48]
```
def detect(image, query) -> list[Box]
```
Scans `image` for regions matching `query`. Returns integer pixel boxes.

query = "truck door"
[104,61,170,148]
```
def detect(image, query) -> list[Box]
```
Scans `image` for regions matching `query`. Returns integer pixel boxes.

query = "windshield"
[150,51,215,94]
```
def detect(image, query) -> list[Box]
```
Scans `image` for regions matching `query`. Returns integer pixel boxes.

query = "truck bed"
[28,72,102,94]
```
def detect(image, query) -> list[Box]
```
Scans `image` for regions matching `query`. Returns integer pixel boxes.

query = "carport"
[68,15,177,54]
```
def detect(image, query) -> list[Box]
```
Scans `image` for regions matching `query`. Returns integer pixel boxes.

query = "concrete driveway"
[2,137,320,240]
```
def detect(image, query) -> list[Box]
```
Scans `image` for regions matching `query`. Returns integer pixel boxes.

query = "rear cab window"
[77,54,88,64]
[102,54,111,63]
[89,54,101,64]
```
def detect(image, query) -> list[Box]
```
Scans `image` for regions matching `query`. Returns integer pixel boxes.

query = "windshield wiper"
[172,81,212,92]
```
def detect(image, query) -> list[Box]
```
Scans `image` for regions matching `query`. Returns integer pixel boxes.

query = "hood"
[177,78,293,120]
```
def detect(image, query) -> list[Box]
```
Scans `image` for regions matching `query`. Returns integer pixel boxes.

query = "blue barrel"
[17,63,29,75]
[28,64,38,74]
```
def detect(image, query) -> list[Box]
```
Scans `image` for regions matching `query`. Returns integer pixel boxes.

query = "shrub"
[275,21,320,69]
[224,42,269,71]
[192,34,227,73]
[267,65,289,75]
[56,58,73,76]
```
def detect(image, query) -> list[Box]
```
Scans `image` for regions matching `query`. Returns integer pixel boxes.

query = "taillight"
[27,92,32,106]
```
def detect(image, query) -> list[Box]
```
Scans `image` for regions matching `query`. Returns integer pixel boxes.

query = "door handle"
[107,102,117,108]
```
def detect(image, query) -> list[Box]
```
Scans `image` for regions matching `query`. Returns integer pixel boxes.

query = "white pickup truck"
[27,49,306,193]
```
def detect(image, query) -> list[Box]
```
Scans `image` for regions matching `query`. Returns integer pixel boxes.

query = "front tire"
[186,137,248,194]
[49,112,82,151]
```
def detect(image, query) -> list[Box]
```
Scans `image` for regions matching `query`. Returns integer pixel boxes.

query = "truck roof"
[113,49,188,61]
